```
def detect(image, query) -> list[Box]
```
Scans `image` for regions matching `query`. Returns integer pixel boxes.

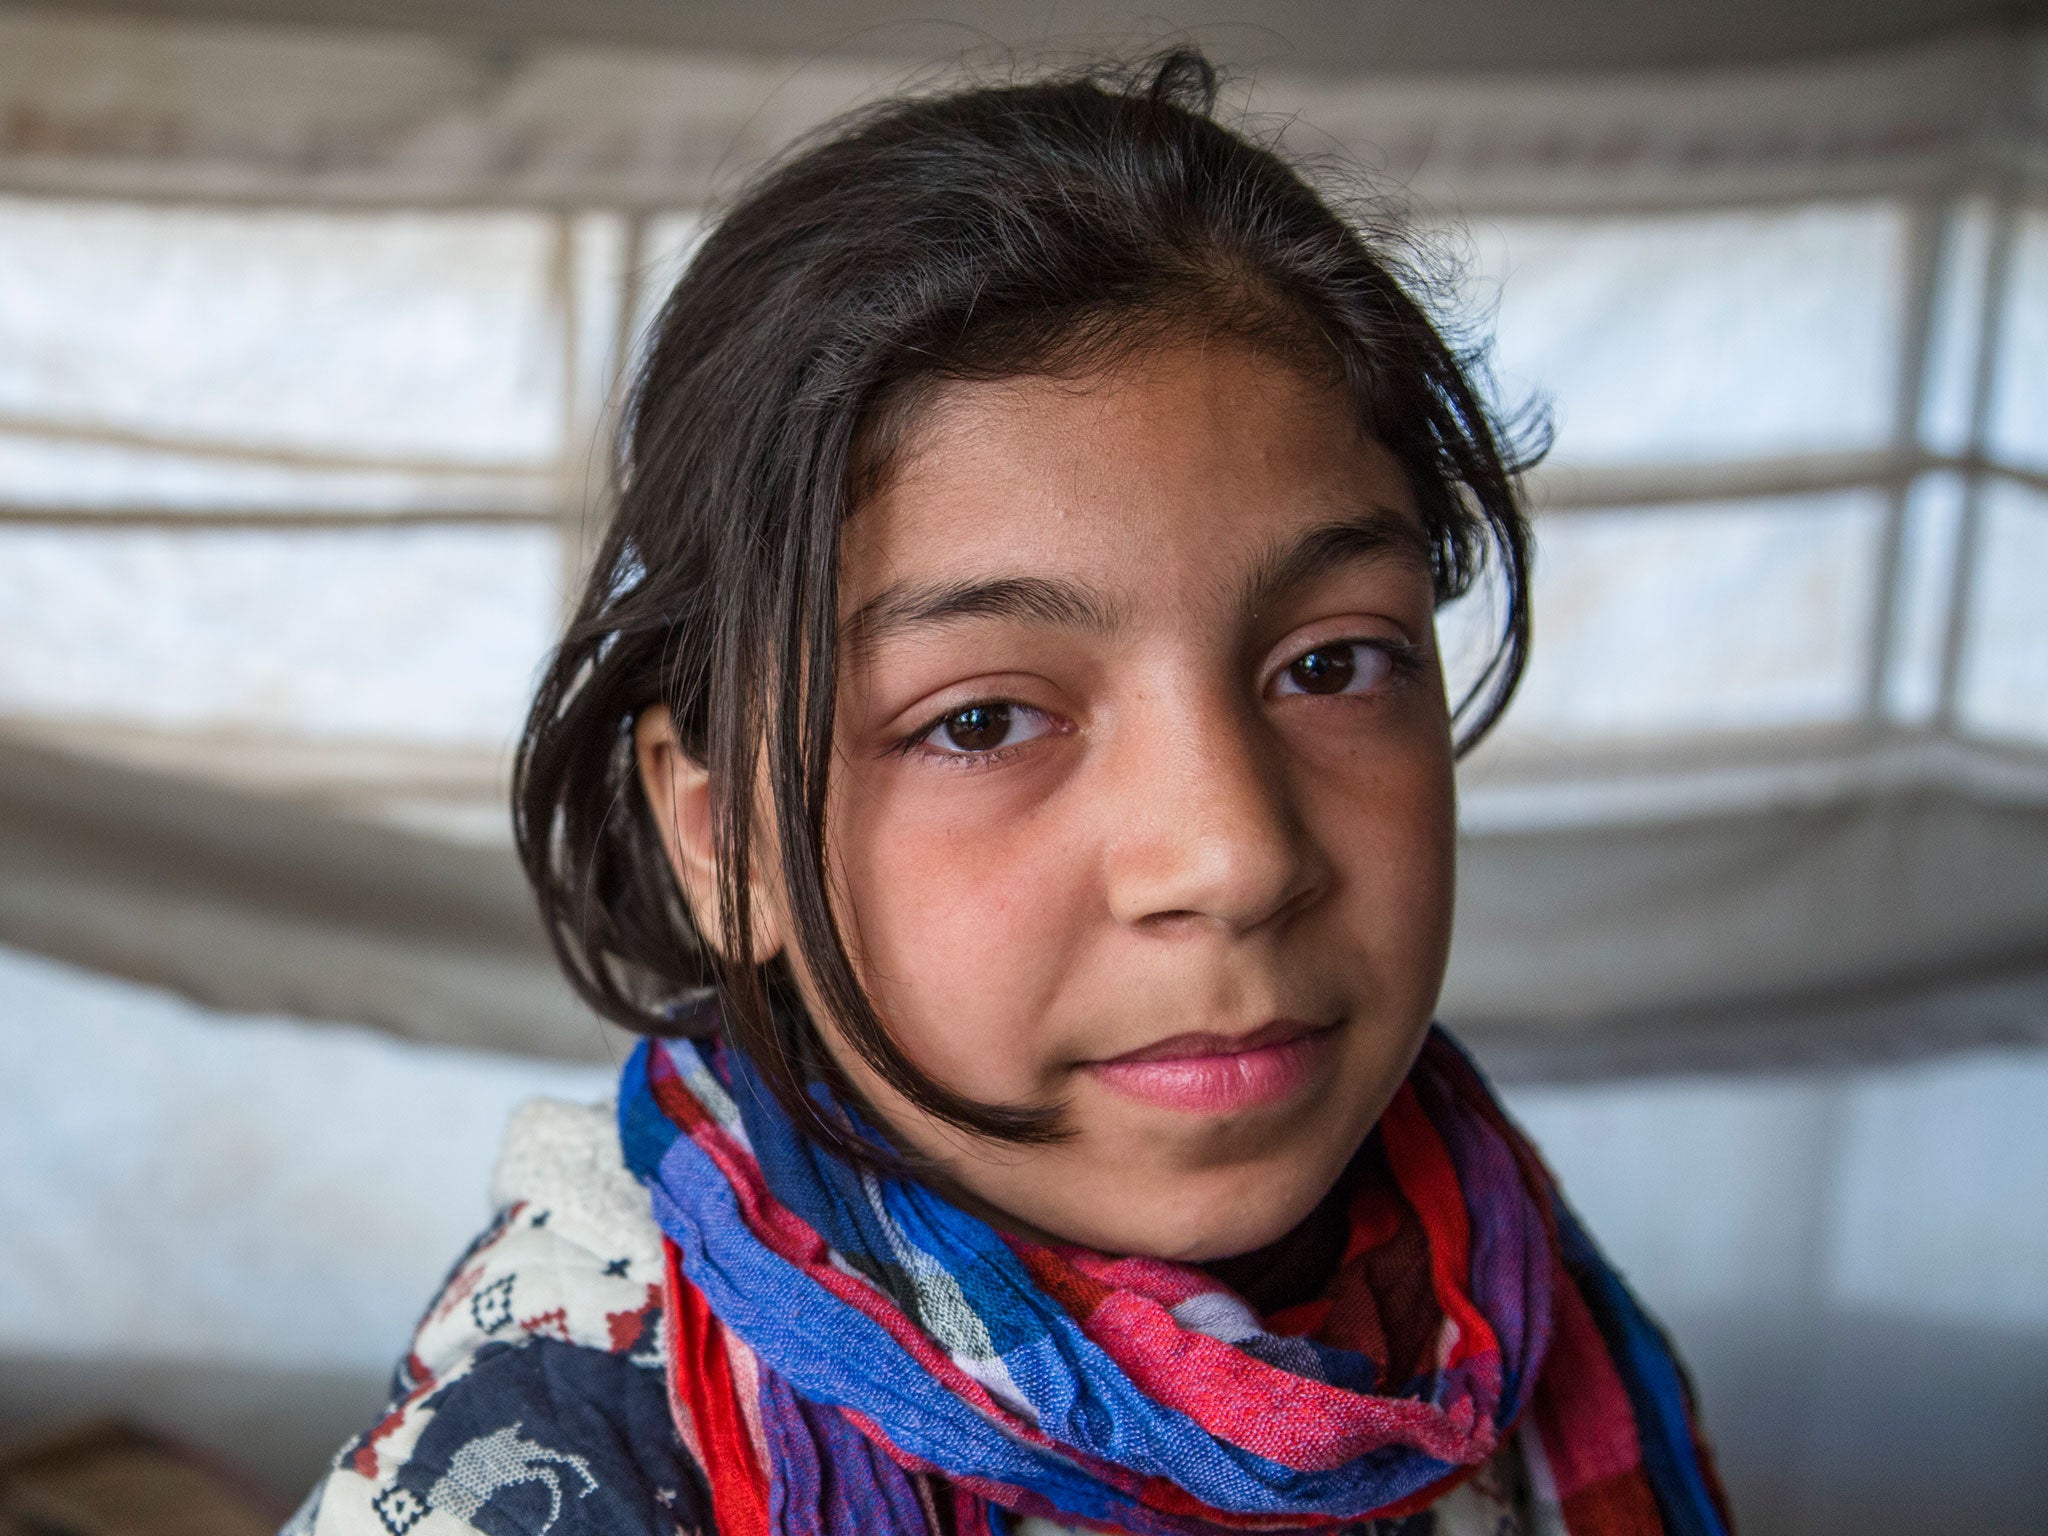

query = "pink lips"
[1082,1019,1333,1114]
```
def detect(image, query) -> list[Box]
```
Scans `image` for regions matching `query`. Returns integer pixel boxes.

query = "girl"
[291,51,1729,1536]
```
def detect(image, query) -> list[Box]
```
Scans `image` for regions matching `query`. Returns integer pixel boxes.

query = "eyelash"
[893,702,1056,772]
[894,637,1421,769]
[1271,637,1424,699]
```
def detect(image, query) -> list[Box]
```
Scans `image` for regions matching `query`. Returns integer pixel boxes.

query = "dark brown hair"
[513,50,1539,1163]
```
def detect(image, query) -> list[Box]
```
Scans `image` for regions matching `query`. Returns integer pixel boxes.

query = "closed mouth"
[1081,1017,1338,1114]
[1094,1017,1331,1065]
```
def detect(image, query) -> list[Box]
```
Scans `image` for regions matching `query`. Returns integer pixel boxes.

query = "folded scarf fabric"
[619,1024,1729,1536]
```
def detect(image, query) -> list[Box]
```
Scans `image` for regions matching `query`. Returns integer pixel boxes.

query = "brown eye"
[1273,641,1394,698]
[1287,646,1356,694]
[939,703,1014,752]
[913,700,1057,761]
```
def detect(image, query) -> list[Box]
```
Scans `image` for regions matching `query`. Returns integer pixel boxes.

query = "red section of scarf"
[1532,1269,1643,1498]
[1529,1255,1661,1535]
[1377,1084,1497,1373]
[665,1239,772,1536]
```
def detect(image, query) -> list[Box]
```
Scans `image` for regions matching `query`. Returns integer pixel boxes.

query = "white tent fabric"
[0,943,614,1498]
[0,11,2035,209]
[0,732,600,1058]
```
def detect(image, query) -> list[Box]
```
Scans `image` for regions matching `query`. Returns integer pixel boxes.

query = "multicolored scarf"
[619,1025,1729,1536]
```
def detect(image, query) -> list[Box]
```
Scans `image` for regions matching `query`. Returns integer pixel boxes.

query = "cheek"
[831,787,1091,1096]
[1305,735,1457,989]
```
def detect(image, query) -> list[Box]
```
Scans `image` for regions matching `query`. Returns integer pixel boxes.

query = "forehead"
[841,341,1423,606]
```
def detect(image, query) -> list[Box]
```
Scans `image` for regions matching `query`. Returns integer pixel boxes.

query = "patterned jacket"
[285,1100,1534,1536]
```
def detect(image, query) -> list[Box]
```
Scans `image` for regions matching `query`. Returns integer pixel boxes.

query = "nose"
[1100,687,1328,934]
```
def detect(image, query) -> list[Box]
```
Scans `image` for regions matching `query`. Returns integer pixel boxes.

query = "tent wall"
[0,12,2036,211]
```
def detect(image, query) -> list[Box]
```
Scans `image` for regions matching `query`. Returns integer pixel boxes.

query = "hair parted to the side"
[513,48,1543,1165]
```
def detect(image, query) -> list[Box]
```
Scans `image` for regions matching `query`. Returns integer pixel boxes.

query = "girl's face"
[811,338,1457,1262]
[643,336,1457,1263]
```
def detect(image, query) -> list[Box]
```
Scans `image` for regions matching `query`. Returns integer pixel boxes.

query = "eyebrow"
[1236,508,1435,617]
[843,507,1432,653]
[844,574,1121,655]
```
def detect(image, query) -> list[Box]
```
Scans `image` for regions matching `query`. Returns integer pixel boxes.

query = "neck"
[1200,1154,1361,1317]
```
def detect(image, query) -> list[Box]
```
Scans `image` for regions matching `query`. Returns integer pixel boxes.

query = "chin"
[1079,1152,1348,1264]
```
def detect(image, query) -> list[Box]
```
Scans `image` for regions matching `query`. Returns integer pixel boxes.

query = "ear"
[633,706,787,964]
